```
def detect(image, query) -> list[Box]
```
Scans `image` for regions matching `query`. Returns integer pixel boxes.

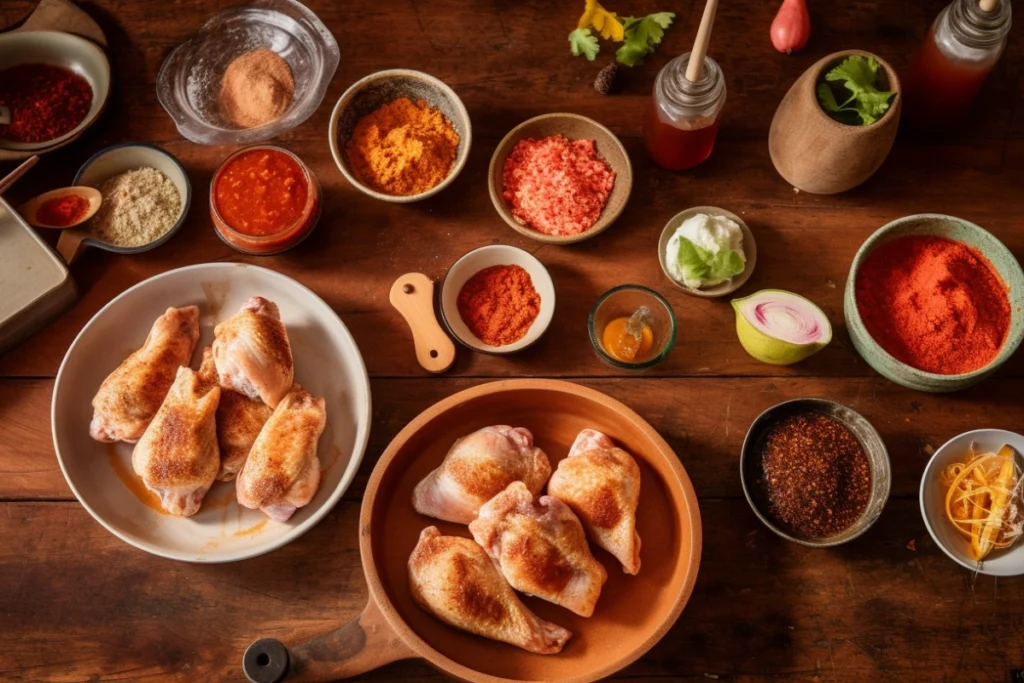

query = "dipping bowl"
[589,285,676,370]
[658,206,757,298]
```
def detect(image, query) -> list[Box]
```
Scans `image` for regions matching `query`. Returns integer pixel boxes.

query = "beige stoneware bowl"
[51,263,371,562]
[658,206,757,298]
[488,113,632,245]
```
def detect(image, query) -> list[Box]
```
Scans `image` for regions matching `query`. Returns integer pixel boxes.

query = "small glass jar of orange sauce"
[210,145,321,255]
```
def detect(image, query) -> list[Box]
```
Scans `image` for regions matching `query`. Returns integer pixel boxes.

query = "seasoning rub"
[88,167,181,247]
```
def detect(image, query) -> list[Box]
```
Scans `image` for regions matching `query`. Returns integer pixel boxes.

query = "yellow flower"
[577,0,625,42]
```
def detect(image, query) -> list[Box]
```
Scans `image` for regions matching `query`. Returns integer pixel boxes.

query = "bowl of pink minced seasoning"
[489,113,632,244]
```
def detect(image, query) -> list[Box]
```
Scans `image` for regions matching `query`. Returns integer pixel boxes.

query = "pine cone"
[594,62,619,95]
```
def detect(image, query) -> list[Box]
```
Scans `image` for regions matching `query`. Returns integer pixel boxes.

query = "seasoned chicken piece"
[413,426,551,525]
[547,429,642,575]
[132,366,220,516]
[409,526,572,654]
[90,306,200,443]
[235,384,325,522]
[470,482,608,617]
[197,347,272,481]
[212,296,293,408]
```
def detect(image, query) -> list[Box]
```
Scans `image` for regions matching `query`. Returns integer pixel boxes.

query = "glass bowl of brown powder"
[156,0,338,145]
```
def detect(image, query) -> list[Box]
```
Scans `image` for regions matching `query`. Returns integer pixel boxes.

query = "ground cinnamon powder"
[457,265,541,347]
[855,235,1011,375]
[346,97,459,196]
[219,49,295,128]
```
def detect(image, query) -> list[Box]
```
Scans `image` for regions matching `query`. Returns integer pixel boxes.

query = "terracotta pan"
[243,379,702,683]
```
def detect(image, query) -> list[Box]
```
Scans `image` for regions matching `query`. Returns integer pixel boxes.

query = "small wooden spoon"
[19,186,102,229]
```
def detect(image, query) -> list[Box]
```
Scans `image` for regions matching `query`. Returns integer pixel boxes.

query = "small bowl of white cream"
[658,206,757,298]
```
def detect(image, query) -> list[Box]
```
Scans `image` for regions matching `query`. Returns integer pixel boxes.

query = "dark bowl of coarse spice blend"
[740,399,891,547]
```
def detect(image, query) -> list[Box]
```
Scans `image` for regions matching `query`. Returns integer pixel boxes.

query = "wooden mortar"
[768,50,901,195]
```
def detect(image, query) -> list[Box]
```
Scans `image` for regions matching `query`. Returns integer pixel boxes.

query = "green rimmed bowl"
[844,214,1024,392]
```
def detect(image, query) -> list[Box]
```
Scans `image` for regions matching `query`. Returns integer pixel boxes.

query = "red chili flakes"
[501,135,615,237]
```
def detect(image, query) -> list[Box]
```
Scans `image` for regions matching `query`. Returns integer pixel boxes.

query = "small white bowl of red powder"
[845,214,1024,392]
[489,113,632,244]
[440,245,555,354]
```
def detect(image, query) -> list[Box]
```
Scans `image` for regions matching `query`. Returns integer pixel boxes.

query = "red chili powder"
[501,135,615,237]
[855,235,1011,375]
[0,64,93,143]
[457,265,540,346]
[36,194,90,227]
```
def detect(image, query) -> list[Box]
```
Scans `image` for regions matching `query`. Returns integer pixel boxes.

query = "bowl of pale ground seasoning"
[489,113,632,245]
[329,69,472,203]
[62,143,190,261]
[155,0,338,145]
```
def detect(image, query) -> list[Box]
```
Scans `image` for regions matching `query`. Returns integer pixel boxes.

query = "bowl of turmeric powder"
[329,69,471,203]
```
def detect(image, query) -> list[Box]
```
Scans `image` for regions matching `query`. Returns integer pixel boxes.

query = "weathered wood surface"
[2,0,1023,681]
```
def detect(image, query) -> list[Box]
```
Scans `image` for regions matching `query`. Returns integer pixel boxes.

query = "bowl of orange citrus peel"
[921,429,1024,576]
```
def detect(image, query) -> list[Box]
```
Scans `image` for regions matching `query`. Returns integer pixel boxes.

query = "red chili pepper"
[36,194,90,227]
[0,64,93,144]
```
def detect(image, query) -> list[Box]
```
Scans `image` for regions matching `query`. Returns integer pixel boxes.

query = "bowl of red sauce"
[845,214,1024,392]
[210,145,321,255]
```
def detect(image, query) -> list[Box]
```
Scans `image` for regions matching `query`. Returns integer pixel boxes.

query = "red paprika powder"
[0,64,93,144]
[855,235,1011,375]
[457,265,541,346]
[36,194,90,227]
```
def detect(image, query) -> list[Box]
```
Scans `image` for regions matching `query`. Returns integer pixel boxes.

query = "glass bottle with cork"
[903,0,1011,132]
[644,0,726,171]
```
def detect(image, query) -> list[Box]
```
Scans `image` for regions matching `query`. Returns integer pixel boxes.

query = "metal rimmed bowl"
[57,142,191,264]
[588,285,676,370]
[658,206,757,298]
[488,113,632,245]
[439,244,555,354]
[740,398,891,548]
[844,214,1024,393]
[920,429,1024,577]
[0,31,111,153]
[328,69,471,203]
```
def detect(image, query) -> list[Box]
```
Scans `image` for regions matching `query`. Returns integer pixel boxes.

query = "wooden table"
[3,0,1023,681]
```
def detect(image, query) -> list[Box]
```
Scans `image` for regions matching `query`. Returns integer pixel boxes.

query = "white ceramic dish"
[328,69,471,203]
[920,429,1024,576]
[0,31,111,152]
[439,244,555,354]
[658,206,757,298]
[52,263,372,562]
[70,142,192,255]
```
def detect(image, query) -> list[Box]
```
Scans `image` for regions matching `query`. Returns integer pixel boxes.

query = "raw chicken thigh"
[413,425,551,525]
[236,384,326,522]
[90,306,200,443]
[197,347,272,481]
[132,366,220,516]
[547,429,642,575]
[212,296,294,408]
[408,526,572,654]
[470,481,608,617]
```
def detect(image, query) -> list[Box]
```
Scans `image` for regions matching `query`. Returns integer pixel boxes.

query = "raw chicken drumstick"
[132,366,220,516]
[90,306,200,443]
[470,481,608,617]
[212,296,294,409]
[413,425,551,525]
[236,384,326,522]
[197,347,272,481]
[409,526,572,654]
[547,429,642,575]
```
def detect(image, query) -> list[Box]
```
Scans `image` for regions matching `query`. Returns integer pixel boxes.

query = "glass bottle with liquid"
[644,52,726,171]
[903,0,1011,132]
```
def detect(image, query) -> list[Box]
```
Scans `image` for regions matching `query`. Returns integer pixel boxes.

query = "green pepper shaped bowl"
[844,214,1024,393]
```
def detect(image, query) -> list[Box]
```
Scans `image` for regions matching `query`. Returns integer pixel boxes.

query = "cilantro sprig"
[569,1,675,67]
[816,56,895,126]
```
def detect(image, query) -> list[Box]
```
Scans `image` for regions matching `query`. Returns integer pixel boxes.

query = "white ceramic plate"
[52,263,371,562]
[920,429,1024,576]
[439,244,555,354]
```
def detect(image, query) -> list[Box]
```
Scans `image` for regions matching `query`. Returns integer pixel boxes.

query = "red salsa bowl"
[210,145,321,255]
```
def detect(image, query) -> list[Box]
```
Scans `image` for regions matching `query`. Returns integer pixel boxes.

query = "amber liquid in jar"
[644,104,723,171]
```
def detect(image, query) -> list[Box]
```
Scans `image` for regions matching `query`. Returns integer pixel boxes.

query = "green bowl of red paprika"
[845,214,1024,392]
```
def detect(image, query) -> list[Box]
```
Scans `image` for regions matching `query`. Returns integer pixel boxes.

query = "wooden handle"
[242,599,415,683]
[0,155,39,195]
[389,273,456,373]
[686,0,719,82]
[979,0,998,12]
[56,228,88,265]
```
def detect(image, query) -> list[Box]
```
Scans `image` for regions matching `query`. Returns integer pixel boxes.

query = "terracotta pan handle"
[242,598,416,683]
